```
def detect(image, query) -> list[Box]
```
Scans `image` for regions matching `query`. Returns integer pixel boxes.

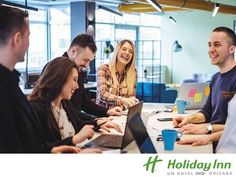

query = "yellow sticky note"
[205,86,210,96]
[194,93,202,103]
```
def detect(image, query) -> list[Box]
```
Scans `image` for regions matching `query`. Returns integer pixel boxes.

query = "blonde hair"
[109,39,136,95]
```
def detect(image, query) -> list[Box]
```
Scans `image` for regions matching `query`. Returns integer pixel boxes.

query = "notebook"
[84,101,143,150]
[178,82,210,109]
[127,112,157,153]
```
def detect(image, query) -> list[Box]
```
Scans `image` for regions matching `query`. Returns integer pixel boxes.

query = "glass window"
[96,9,115,23]
[50,6,71,59]
[140,13,161,26]
[115,27,136,41]
[28,24,48,68]
[96,24,114,41]
[115,13,139,25]
[140,27,161,40]
[95,11,162,82]
[15,9,47,70]
[28,9,47,22]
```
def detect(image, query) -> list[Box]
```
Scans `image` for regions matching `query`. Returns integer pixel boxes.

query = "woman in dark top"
[28,57,121,150]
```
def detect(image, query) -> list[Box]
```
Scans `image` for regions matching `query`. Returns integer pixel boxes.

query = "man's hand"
[173,112,206,128]
[177,136,211,146]
[107,106,122,116]
[172,116,190,127]
[179,124,208,134]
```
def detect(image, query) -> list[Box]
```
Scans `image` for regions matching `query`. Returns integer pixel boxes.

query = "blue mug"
[176,100,189,114]
[161,129,179,151]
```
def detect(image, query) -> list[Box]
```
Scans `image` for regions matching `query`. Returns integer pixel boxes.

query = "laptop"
[178,82,210,109]
[127,112,157,153]
[84,101,143,150]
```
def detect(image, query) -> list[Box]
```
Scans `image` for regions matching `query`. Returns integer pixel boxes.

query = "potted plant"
[104,40,114,58]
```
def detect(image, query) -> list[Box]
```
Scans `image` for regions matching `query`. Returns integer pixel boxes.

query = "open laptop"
[127,112,157,153]
[178,82,210,109]
[84,101,143,150]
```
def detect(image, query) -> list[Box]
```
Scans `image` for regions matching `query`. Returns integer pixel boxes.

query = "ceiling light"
[146,0,163,12]
[212,3,219,17]
[1,0,38,11]
[98,5,123,16]
[169,16,176,24]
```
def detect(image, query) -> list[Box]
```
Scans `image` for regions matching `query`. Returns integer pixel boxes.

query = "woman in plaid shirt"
[96,39,139,110]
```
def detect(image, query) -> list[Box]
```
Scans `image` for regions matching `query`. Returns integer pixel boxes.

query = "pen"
[93,121,107,131]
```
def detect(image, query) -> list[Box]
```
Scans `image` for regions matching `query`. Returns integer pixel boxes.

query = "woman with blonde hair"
[96,39,138,109]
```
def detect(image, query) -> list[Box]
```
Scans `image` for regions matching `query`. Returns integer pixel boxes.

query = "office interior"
[6,0,236,103]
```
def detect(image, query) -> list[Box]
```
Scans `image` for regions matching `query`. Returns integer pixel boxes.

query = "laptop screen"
[178,82,210,109]
[122,101,144,149]
[127,113,157,153]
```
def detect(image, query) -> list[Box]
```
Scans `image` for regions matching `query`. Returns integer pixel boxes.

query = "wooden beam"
[118,4,184,13]
[118,0,236,15]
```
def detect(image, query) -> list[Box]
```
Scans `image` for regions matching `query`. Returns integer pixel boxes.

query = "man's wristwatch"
[207,123,214,134]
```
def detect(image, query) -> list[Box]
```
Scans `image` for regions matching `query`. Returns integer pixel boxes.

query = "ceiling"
[118,0,236,15]
[5,0,236,15]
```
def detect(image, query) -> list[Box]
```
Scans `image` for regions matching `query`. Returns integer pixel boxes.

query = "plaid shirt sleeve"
[96,64,119,108]
[132,69,137,96]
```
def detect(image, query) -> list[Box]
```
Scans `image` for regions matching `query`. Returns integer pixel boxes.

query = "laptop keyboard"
[91,135,123,148]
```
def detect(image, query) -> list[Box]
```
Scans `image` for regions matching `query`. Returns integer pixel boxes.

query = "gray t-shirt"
[216,94,236,153]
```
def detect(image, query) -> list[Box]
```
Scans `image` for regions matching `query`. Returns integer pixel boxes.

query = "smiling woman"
[27,57,120,150]
[27,57,96,149]
[96,39,139,110]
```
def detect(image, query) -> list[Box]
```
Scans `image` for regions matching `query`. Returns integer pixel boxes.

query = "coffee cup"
[161,129,182,151]
[176,100,189,114]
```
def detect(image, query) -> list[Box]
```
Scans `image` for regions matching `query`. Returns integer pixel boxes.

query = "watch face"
[208,124,213,131]
[207,124,213,134]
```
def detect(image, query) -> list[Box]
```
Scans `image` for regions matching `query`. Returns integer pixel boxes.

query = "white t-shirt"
[216,94,236,153]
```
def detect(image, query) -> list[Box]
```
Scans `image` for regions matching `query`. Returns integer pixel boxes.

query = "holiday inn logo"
[143,155,163,173]
[143,155,233,175]
[167,159,231,171]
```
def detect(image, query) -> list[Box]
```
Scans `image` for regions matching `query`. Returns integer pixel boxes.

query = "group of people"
[0,6,137,153]
[1,5,236,153]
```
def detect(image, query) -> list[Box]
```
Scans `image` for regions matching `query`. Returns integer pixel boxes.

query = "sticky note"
[194,93,202,103]
[188,89,197,98]
[205,86,210,96]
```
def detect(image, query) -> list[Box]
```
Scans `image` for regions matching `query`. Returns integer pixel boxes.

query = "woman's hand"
[107,106,123,116]
[51,145,102,154]
[72,125,95,145]
[51,145,81,153]
[120,97,139,108]
[96,119,122,133]
[80,148,102,153]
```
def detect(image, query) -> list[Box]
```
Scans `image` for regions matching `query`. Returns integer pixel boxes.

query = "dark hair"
[0,6,28,45]
[28,57,78,103]
[70,33,97,53]
[213,27,236,46]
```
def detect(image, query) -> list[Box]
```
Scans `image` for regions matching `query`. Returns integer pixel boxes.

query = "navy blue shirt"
[200,65,236,124]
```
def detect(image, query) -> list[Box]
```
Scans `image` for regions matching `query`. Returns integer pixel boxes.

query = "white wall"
[161,10,236,83]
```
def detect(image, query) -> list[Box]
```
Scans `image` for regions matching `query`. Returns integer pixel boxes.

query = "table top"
[81,103,213,154]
